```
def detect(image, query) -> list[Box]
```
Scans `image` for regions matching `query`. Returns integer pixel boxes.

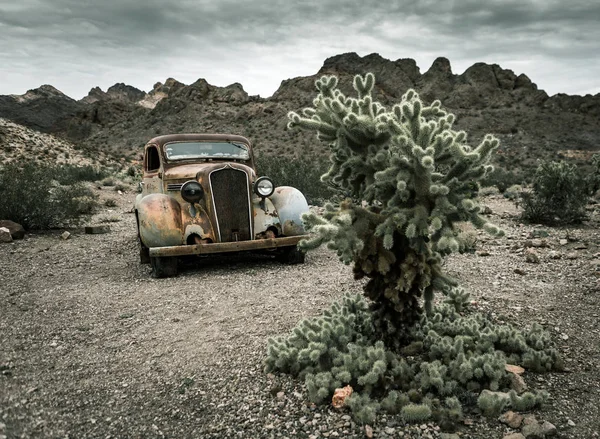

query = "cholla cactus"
[288,73,502,344]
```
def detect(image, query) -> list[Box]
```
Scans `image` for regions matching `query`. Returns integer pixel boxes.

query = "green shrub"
[520,160,589,225]
[504,184,523,200]
[480,167,525,193]
[114,183,128,192]
[587,154,600,195]
[0,162,99,229]
[101,177,115,187]
[255,154,335,205]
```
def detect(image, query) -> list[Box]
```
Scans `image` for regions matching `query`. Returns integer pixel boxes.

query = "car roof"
[147,133,252,147]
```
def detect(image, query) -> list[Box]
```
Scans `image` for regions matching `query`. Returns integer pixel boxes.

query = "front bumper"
[148,235,308,257]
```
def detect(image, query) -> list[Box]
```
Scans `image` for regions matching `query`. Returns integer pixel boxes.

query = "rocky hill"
[0,118,113,167]
[1,53,599,174]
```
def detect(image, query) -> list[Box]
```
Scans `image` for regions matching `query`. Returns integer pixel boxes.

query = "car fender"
[269,186,309,236]
[137,194,183,248]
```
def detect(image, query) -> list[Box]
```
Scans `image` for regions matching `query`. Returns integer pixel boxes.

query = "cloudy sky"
[1,0,598,99]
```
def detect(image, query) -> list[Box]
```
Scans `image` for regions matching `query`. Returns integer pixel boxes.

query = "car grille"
[210,168,251,242]
[167,183,184,191]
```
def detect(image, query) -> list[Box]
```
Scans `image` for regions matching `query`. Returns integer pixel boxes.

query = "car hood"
[163,162,255,180]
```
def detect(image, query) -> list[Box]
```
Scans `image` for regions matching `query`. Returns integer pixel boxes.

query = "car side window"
[146,146,160,172]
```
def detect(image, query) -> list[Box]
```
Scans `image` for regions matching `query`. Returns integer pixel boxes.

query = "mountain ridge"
[0,52,598,174]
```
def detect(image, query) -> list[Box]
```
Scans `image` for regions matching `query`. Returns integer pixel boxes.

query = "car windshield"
[164,141,250,160]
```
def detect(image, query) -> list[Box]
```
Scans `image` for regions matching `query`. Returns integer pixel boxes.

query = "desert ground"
[1,187,599,439]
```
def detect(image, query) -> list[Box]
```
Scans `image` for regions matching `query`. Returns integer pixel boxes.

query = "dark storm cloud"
[0,0,598,98]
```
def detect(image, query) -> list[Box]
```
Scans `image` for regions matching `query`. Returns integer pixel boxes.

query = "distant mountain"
[0,85,83,132]
[1,53,598,172]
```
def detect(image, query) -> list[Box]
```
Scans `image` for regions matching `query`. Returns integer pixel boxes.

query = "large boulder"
[0,220,25,239]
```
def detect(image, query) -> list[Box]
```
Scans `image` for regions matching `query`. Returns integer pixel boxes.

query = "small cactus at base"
[265,294,559,426]
[401,403,432,423]
[477,390,510,417]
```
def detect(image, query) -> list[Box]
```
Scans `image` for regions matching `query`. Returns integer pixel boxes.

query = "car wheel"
[151,256,178,278]
[277,245,306,265]
[139,240,151,264]
[135,211,151,264]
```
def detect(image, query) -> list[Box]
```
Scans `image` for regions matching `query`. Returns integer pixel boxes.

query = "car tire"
[139,241,151,264]
[151,256,178,278]
[277,245,306,265]
[135,211,151,264]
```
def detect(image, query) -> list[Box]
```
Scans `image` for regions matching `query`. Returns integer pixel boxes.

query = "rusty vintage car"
[134,133,309,277]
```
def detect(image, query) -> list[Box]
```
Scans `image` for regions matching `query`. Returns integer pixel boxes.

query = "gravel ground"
[1,188,599,439]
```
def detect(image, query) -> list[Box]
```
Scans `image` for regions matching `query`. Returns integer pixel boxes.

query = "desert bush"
[480,167,525,193]
[520,160,589,225]
[126,165,138,177]
[255,154,335,205]
[101,177,115,187]
[51,164,109,185]
[114,183,128,192]
[504,184,523,200]
[0,162,99,229]
[587,153,600,195]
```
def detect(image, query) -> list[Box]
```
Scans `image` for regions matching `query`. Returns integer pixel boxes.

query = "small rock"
[364,425,373,438]
[276,391,285,399]
[0,227,12,243]
[500,411,524,429]
[567,419,576,427]
[514,268,526,275]
[84,225,111,234]
[505,364,525,375]
[0,220,25,239]
[549,251,561,259]
[531,239,547,248]
[565,252,578,260]
[0,422,5,432]
[61,231,71,240]
[525,248,540,263]
[559,239,568,245]
[561,333,569,340]
[509,373,528,394]
[477,250,491,256]
[541,421,557,436]
[574,243,587,250]
[503,434,526,439]
[440,434,460,439]
[385,427,395,435]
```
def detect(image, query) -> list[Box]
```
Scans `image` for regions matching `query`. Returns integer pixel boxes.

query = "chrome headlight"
[181,180,204,203]
[254,176,274,198]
